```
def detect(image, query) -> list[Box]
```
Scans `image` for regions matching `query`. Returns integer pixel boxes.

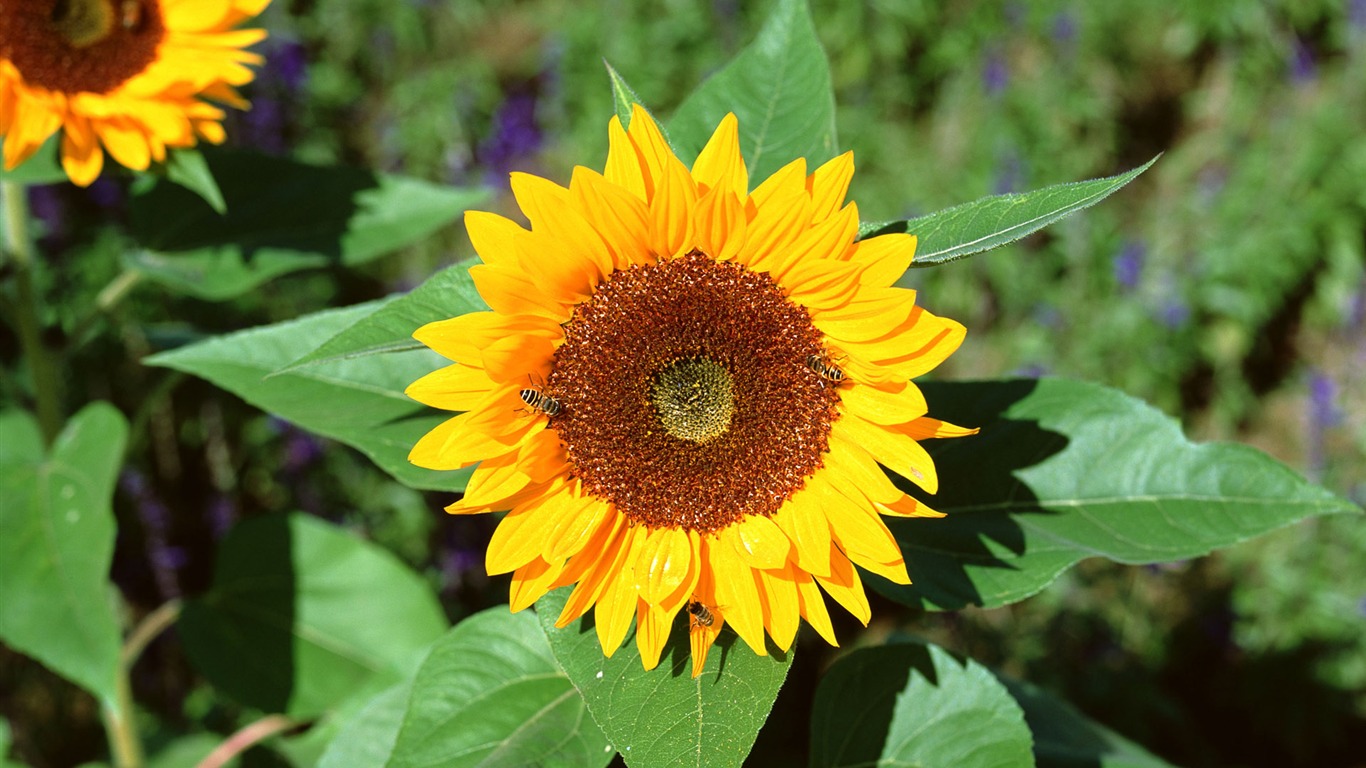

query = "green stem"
[197,715,298,768]
[101,667,144,768]
[122,599,182,668]
[69,269,146,351]
[1,180,63,444]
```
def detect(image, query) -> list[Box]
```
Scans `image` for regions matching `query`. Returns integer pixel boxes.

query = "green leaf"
[860,157,1159,268]
[875,378,1359,611]
[605,61,650,130]
[669,0,837,183]
[0,135,67,185]
[385,608,613,768]
[277,264,486,373]
[178,513,447,717]
[162,149,226,214]
[126,149,488,300]
[145,734,224,768]
[317,681,412,768]
[810,640,1034,768]
[537,586,791,768]
[146,300,472,492]
[999,677,1176,768]
[0,403,128,710]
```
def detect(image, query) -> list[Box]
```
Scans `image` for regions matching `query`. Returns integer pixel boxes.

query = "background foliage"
[1,0,1363,766]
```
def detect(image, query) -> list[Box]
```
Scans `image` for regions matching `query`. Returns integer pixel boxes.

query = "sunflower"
[0,0,270,186]
[408,106,975,677]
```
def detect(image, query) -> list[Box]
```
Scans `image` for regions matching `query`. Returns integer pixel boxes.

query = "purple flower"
[480,90,545,183]
[1158,298,1190,329]
[993,149,1023,194]
[1014,363,1049,379]
[1051,11,1078,48]
[982,50,1009,95]
[119,469,181,599]
[1113,240,1145,291]
[1306,371,1341,480]
[1288,37,1316,84]
[1351,0,1366,30]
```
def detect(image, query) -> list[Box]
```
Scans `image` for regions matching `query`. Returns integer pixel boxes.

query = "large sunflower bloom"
[1,0,270,186]
[409,106,975,677]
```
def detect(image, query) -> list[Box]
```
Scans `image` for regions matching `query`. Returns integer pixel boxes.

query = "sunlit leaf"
[317,681,412,768]
[146,300,472,492]
[859,157,1159,268]
[1000,677,1177,768]
[385,608,613,768]
[178,513,447,717]
[605,61,650,131]
[161,149,226,214]
[0,404,127,710]
[537,587,790,768]
[669,0,836,183]
[126,149,488,300]
[874,378,1359,611]
[278,264,485,373]
[810,640,1034,768]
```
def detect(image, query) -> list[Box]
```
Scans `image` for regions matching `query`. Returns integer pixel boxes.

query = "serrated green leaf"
[999,677,1176,768]
[860,157,1159,268]
[0,135,67,185]
[277,264,486,373]
[0,403,128,710]
[126,149,488,300]
[162,149,226,214]
[605,61,649,130]
[810,640,1034,768]
[669,0,836,183]
[178,513,446,717]
[385,608,613,768]
[145,300,472,492]
[874,378,1358,611]
[537,586,791,768]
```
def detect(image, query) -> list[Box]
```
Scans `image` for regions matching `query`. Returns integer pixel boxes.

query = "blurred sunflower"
[409,106,974,677]
[0,0,270,186]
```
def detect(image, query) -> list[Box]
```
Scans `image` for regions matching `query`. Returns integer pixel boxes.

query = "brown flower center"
[548,251,839,534]
[1,0,165,95]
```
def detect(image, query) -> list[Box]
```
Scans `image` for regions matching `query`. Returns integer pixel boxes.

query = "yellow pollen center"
[650,357,735,444]
[52,0,117,48]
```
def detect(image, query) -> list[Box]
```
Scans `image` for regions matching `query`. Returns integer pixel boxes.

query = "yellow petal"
[771,485,832,577]
[728,514,790,570]
[60,117,103,187]
[707,538,766,655]
[757,567,800,652]
[691,112,748,198]
[839,380,930,425]
[545,493,610,563]
[807,152,855,222]
[555,513,629,626]
[469,265,568,320]
[465,210,525,269]
[604,115,647,201]
[850,232,917,286]
[486,501,551,575]
[692,187,746,262]
[595,527,646,656]
[509,556,564,611]
[570,166,653,268]
[900,416,980,440]
[405,363,497,411]
[634,527,694,605]
[793,567,838,646]
[510,171,614,281]
[413,312,558,366]
[833,413,938,494]
[634,599,675,671]
[815,548,871,625]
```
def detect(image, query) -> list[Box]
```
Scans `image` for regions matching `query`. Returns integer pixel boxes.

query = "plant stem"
[197,715,298,768]
[1,180,63,444]
[101,667,145,768]
[69,269,145,351]
[122,599,183,667]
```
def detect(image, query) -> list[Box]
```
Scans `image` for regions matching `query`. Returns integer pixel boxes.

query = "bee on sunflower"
[408,106,975,678]
[1,0,270,186]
